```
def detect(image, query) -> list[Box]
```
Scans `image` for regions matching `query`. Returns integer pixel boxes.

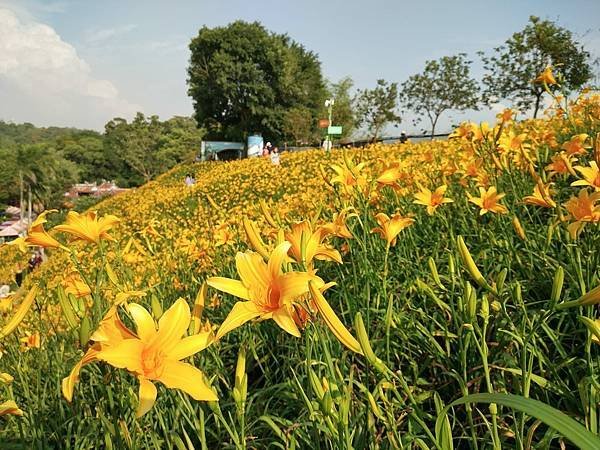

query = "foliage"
[187,21,327,144]
[327,77,357,141]
[0,91,599,448]
[354,79,401,141]
[104,114,203,185]
[479,16,593,117]
[0,143,79,209]
[401,54,479,136]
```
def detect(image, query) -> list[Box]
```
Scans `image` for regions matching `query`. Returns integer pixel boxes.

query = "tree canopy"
[354,79,401,141]
[187,21,327,143]
[401,54,479,136]
[479,16,593,117]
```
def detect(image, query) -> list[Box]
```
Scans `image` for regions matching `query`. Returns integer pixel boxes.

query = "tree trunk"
[430,117,438,140]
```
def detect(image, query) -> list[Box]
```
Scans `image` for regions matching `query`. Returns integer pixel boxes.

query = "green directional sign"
[327,125,343,135]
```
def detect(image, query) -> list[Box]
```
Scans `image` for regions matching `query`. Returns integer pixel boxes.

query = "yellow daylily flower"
[23,210,63,249]
[213,223,234,247]
[330,161,368,194]
[523,182,557,208]
[54,211,120,244]
[468,186,508,215]
[572,161,600,191]
[285,221,342,267]
[534,66,557,85]
[19,332,40,351]
[96,299,216,417]
[207,242,325,339]
[62,304,136,402]
[413,185,453,216]
[63,272,92,298]
[563,189,600,238]
[562,134,589,156]
[318,209,355,240]
[0,400,24,417]
[371,212,414,246]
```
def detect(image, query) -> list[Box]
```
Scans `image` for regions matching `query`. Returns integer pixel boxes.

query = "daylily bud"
[480,295,490,321]
[549,266,564,309]
[151,295,163,320]
[558,283,600,310]
[512,217,526,241]
[354,313,388,374]
[579,317,600,344]
[79,316,91,347]
[428,257,444,290]
[57,286,79,330]
[0,285,38,339]
[457,236,495,293]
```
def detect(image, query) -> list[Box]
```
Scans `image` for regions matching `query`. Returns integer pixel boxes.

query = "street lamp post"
[324,98,335,151]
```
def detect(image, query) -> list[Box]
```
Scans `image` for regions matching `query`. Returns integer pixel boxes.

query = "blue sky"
[0,0,598,133]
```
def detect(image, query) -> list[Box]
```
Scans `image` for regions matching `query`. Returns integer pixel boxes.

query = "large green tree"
[187,21,326,143]
[327,77,356,141]
[401,54,479,137]
[479,16,592,117]
[354,79,401,142]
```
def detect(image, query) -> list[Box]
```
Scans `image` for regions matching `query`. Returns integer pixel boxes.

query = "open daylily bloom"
[562,134,589,156]
[572,161,600,191]
[62,305,136,402]
[376,165,403,188]
[95,299,216,416]
[318,209,355,240]
[330,161,368,194]
[563,189,600,238]
[285,221,342,267]
[63,272,92,298]
[523,182,556,208]
[213,223,234,247]
[207,242,326,339]
[468,186,508,215]
[22,210,63,250]
[413,185,453,216]
[534,66,557,85]
[545,152,576,178]
[0,400,24,417]
[7,236,28,253]
[63,299,215,418]
[54,211,120,244]
[371,212,414,246]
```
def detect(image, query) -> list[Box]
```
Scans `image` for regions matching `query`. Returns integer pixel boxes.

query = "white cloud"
[0,7,141,130]
[84,24,137,44]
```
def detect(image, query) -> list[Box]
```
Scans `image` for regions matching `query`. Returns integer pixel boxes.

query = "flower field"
[1,91,600,449]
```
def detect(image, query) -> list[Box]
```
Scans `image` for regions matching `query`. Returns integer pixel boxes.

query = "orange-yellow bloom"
[19,332,40,351]
[572,161,600,191]
[54,211,120,244]
[562,134,589,156]
[63,272,91,298]
[534,66,557,85]
[0,400,23,417]
[96,299,216,416]
[318,209,355,240]
[563,189,600,238]
[413,185,453,215]
[330,161,368,194]
[285,221,342,266]
[213,223,234,247]
[207,242,325,339]
[545,152,576,178]
[468,186,508,215]
[23,210,63,249]
[371,212,414,246]
[523,182,556,208]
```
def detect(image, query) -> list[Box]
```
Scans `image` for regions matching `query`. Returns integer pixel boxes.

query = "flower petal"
[268,241,292,279]
[158,360,217,401]
[136,377,157,417]
[127,303,156,342]
[96,339,144,373]
[153,298,190,352]
[207,277,250,301]
[62,348,99,402]
[167,331,213,360]
[272,306,301,337]
[279,272,318,303]
[216,301,262,340]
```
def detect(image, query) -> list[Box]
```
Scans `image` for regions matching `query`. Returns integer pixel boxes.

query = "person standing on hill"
[270,147,280,165]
